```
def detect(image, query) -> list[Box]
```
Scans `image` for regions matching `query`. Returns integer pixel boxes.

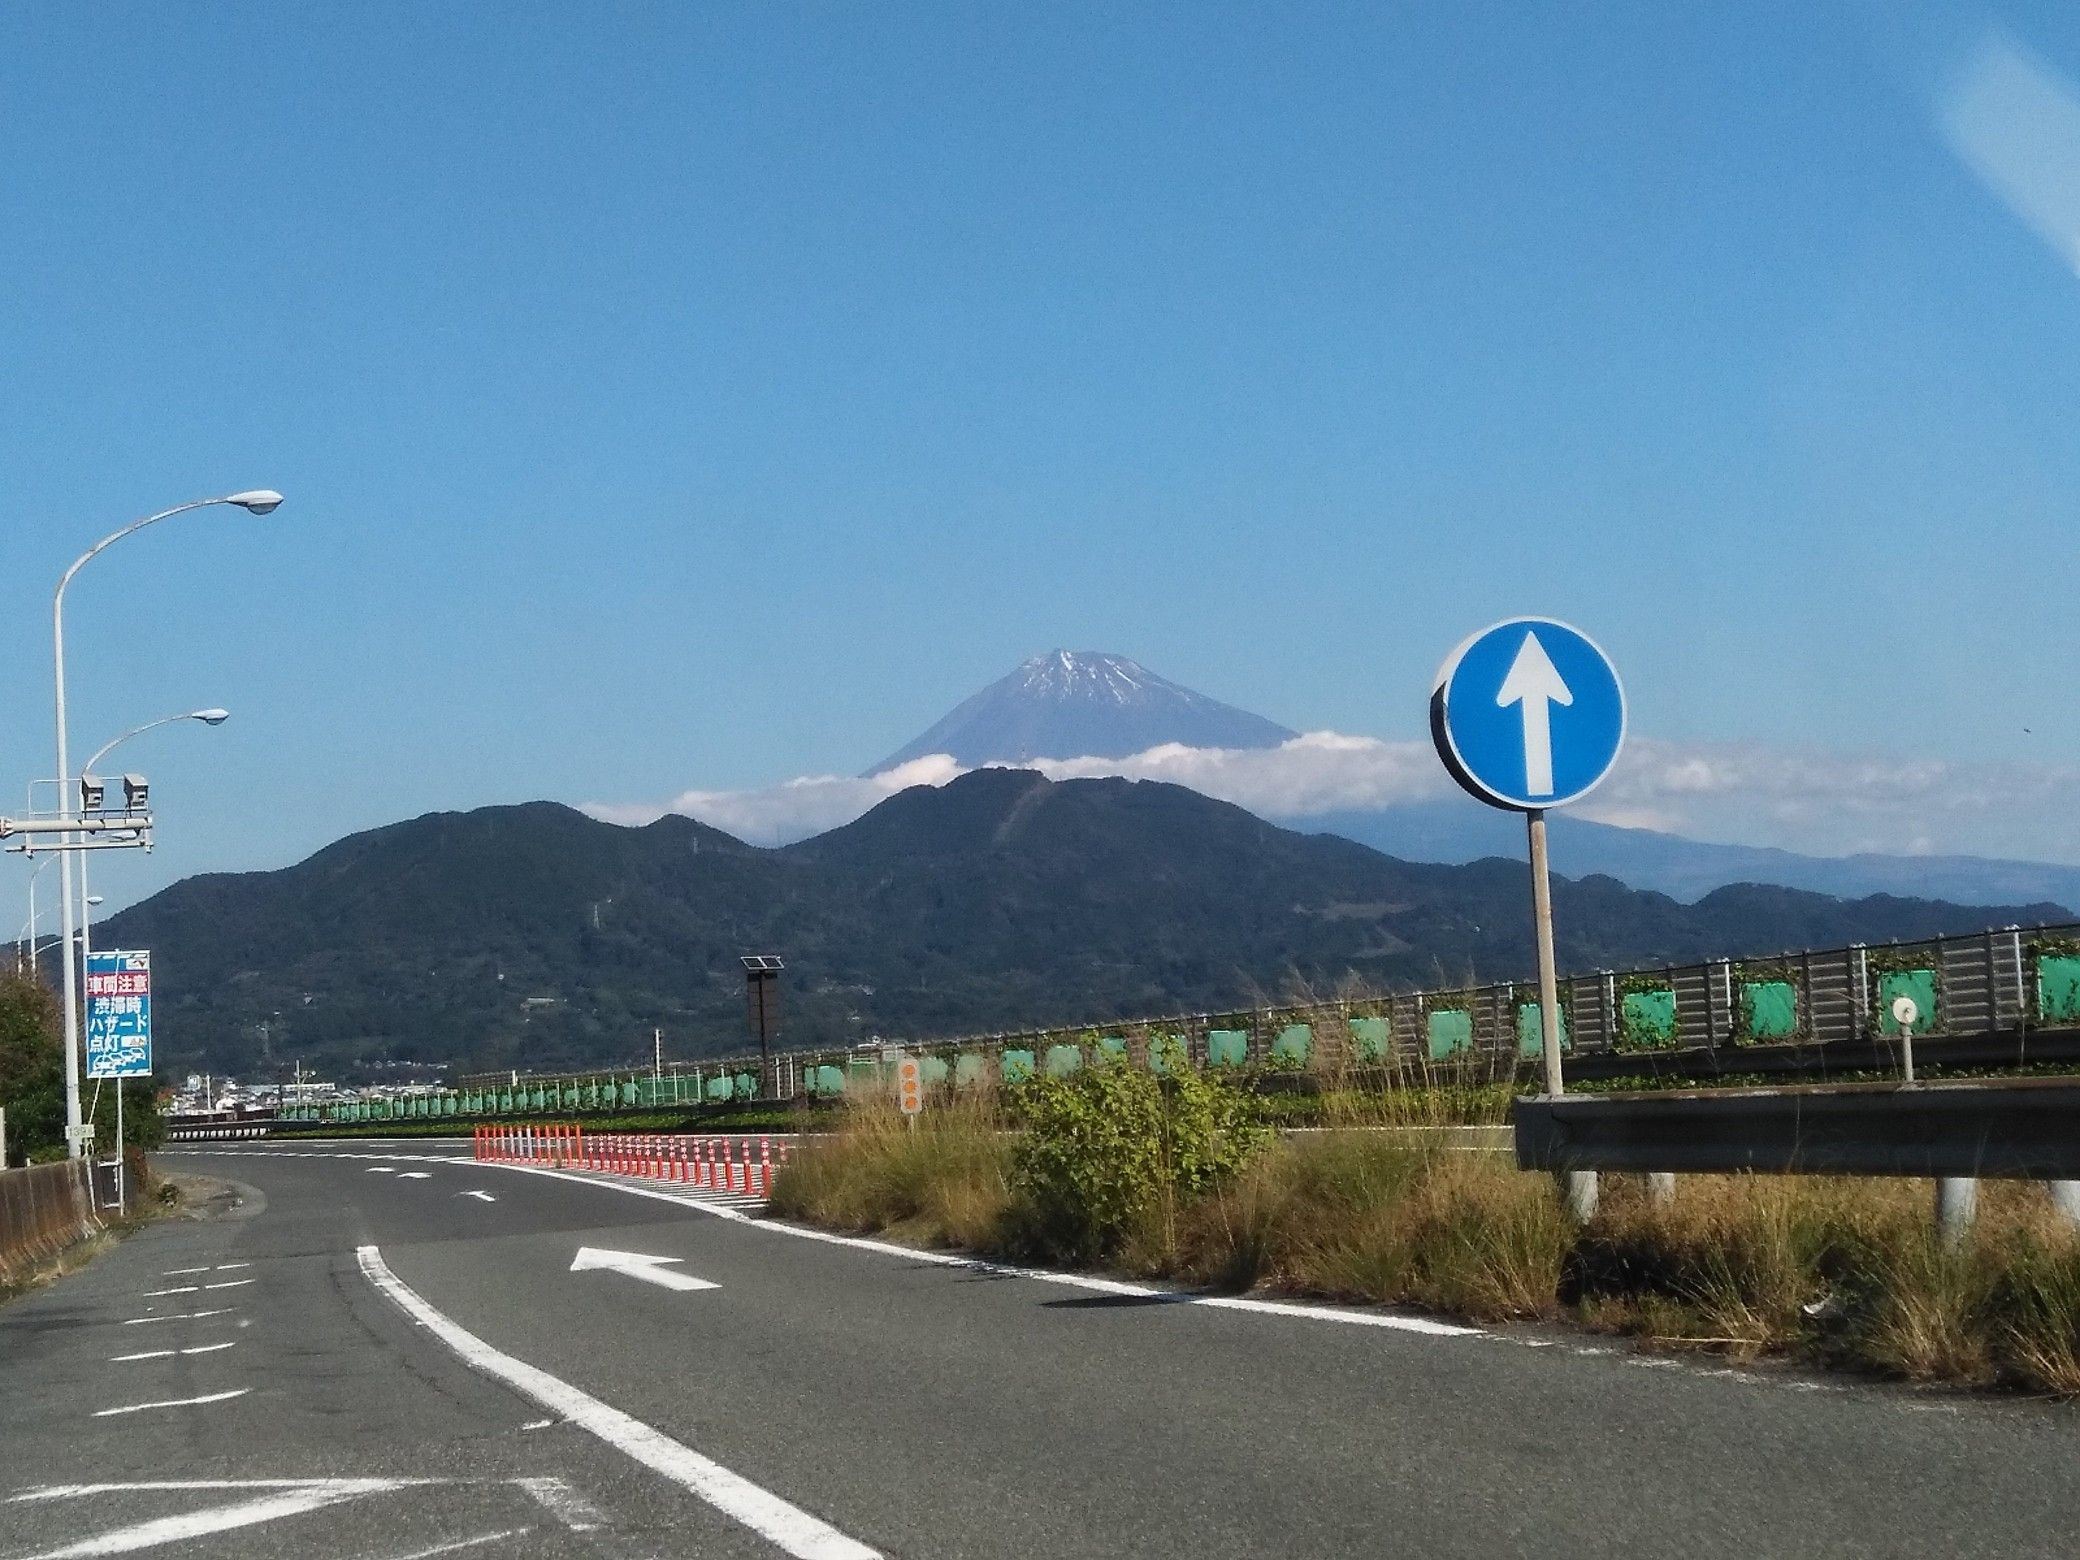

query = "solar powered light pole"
[741,955,784,1098]
[51,491,282,1156]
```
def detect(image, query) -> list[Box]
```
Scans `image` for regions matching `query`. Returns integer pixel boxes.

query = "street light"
[15,855,54,976]
[52,492,282,1158]
[74,709,232,1013]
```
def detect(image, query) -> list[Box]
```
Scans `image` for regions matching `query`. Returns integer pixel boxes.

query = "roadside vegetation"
[770,1056,2080,1396]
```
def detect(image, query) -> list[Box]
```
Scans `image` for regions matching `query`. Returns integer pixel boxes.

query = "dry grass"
[767,1092,1015,1250]
[769,1108,2080,1395]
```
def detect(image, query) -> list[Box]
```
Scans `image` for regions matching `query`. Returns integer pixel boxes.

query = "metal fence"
[272,921,2080,1126]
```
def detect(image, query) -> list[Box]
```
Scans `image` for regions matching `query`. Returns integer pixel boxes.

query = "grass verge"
[771,1097,2080,1395]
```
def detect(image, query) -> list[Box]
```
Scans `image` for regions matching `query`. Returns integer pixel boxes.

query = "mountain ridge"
[101,771,2065,1082]
[868,650,1296,774]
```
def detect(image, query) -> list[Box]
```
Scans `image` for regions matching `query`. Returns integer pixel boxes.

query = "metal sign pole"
[1525,809,1565,1099]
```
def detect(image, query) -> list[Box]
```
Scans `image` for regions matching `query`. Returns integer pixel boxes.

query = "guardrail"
[273,919,2080,1127]
[0,1159,102,1283]
[1513,1078,2080,1180]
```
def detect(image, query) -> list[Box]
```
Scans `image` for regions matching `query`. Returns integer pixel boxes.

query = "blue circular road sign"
[1430,617,1626,811]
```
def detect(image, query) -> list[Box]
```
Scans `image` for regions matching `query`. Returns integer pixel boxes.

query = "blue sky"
[5,2,2080,911]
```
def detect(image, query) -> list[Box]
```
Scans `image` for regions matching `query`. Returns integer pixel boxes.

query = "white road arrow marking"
[568,1247,718,1293]
[459,1190,497,1203]
[1495,630,1573,798]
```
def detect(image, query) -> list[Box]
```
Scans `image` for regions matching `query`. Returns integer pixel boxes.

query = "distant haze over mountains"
[850,652,2080,915]
[869,650,1296,774]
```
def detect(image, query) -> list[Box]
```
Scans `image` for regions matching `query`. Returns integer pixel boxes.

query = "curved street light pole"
[16,854,53,976]
[53,492,280,1158]
[74,707,231,1013]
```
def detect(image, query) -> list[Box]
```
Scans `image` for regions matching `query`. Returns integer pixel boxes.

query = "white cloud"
[581,754,963,845]
[583,733,2080,866]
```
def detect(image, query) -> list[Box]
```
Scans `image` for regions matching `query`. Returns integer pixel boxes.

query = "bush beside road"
[771,1068,2080,1396]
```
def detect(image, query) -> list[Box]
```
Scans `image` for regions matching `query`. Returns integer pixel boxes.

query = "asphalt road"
[4,1139,2078,1559]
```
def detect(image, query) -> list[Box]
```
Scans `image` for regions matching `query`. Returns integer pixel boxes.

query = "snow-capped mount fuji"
[866,650,1296,775]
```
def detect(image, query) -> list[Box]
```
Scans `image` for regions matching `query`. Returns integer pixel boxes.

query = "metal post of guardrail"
[1937,1177,1978,1247]
[2051,1183,2080,1226]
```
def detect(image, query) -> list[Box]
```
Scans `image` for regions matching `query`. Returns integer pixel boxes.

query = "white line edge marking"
[373,1526,530,1559]
[476,1160,1481,1337]
[513,1475,606,1531]
[355,1245,878,1560]
[107,1343,239,1363]
[92,1388,251,1418]
[4,1479,412,1559]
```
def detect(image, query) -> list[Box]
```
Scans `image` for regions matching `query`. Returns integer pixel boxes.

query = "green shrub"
[1008,1052,1268,1263]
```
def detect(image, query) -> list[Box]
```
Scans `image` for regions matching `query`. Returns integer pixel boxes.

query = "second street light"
[73,708,231,1025]
[52,491,283,1159]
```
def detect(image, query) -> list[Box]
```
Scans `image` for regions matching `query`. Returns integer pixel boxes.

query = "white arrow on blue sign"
[1430,618,1625,811]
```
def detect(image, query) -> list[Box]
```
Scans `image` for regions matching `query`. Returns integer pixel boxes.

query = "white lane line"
[366,1167,397,1174]
[379,1529,530,1559]
[355,1245,878,1560]
[107,1343,239,1363]
[203,1279,255,1290]
[4,1479,415,1558]
[163,1267,210,1276]
[121,1309,233,1326]
[142,1285,199,1297]
[458,1190,497,1203]
[92,1388,251,1418]
[398,1171,433,1180]
[213,1262,251,1271]
[479,1160,1481,1338]
[513,1474,603,1529]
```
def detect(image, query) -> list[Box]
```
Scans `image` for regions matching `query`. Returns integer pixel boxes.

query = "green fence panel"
[1877,968,1939,1034]
[1271,1024,1312,1065]
[1044,1044,1083,1077]
[921,1055,951,1085]
[1148,1035,1188,1075]
[1002,1049,1036,1084]
[1097,1035,1129,1061]
[1426,1008,1472,1060]
[734,1072,758,1099]
[701,1074,729,1101]
[1516,1002,1570,1056]
[952,1054,986,1088]
[619,1080,639,1108]
[1619,989,1679,1050]
[2039,955,2080,1023]
[1349,1016,1389,1063]
[1740,980,1799,1042]
[1207,1029,1249,1069]
[531,1087,550,1111]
